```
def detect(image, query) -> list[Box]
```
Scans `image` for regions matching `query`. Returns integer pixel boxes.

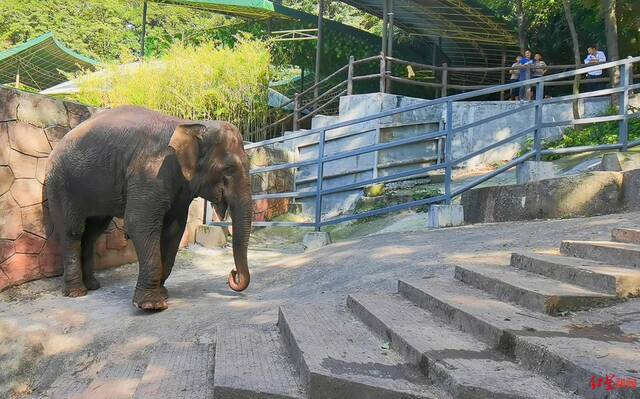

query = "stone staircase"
[38,229,640,399]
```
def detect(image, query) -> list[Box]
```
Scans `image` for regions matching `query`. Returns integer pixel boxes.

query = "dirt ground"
[2,211,640,398]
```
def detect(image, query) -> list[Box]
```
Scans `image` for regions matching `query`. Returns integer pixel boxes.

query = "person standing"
[584,46,607,91]
[531,53,548,99]
[518,50,534,100]
[510,55,523,100]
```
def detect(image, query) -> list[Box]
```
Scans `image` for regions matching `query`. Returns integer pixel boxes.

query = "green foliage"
[71,38,271,135]
[411,188,442,213]
[0,0,232,61]
[517,107,640,161]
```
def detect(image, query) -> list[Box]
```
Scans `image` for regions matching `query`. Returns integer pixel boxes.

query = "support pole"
[386,0,394,94]
[380,52,386,93]
[381,0,389,55]
[140,0,148,59]
[500,51,506,100]
[347,56,355,95]
[15,64,20,89]
[314,0,325,101]
[442,63,448,97]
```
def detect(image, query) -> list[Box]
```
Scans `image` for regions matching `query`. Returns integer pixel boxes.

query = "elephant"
[45,106,252,310]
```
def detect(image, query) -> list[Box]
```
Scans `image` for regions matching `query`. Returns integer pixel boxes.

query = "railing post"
[314,128,327,232]
[619,62,630,151]
[347,55,355,95]
[442,63,448,97]
[379,52,386,93]
[293,93,299,131]
[525,65,532,100]
[444,99,453,204]
[500,52,506,101]
[534,81,544,161]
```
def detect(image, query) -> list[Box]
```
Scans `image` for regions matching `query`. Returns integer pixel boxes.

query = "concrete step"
[214,325,306,399]
[398,278,640,399]
[454,264,618,315]
[132,342,213,399]
[511,252,640,297]
[38,344,154,399]
[612,227,640,244]
[278,304,448,399]
[346,293,577,399]
[560,240,640,267]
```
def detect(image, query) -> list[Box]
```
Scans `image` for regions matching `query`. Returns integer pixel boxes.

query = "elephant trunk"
[228,187,252,292]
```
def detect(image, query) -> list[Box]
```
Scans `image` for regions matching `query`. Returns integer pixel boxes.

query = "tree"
[562,0,581,118]
[602,0,620,87]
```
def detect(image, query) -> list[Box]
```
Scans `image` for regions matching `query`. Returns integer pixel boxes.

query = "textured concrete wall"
[247,146,294,222]
[461,171,627,223]
[0,87,202,291]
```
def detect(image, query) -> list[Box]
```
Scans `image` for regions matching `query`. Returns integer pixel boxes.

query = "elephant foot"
[133,288,168,311]
[84,276,101,291]
[63,283,88,298]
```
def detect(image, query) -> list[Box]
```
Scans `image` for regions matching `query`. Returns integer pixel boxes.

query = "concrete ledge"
[302,232,331,251]
[427,204,464,228]
[195,225,227,248]
[462,171,624,224]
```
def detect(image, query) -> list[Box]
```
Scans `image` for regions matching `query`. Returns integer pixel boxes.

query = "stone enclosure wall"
[0,87,201,291]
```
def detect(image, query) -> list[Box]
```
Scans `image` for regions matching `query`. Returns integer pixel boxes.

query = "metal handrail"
[215,56,639,230]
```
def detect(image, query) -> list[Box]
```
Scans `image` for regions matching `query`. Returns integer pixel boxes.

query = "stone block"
[1,253,41,285]
[15,232,46,254]
[11,179,43,207]
[8,122,52,157]
[95,235,108,257]
[0,88,18,121]
[44,125,69,142]
[21,204,47,238]
[0,193,22,239]
[622,169,640,210]
[601,152,622,172]
[302,231,332,250]
[195,225,227,248]
[0,240,15,263]
[0,165,14,196]
[106,229,128,250]
[462,172,624,224]
[181,198,205,248]
[427,204,465,228]
[516,161,556,184]
[65,101,93,128]
[0,123,9,165]
[36,158,48,184]
[39,239,62,277]
[0,269,10,291]
[9,150,38,178]
[16,93,69,128]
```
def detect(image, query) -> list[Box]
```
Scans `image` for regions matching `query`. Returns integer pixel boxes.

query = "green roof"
[150,0,278,19]
[0,32,100,91]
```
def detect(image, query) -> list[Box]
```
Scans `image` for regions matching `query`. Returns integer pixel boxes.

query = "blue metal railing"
[211,56,640,231]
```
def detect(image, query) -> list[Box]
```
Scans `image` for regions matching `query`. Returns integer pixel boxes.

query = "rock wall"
[247,146,294,222]
[0,87,199,291]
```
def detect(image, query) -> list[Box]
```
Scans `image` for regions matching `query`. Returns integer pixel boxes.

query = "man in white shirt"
[584,46,607,91]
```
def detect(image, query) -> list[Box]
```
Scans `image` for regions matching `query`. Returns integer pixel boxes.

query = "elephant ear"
[169,123,206,181]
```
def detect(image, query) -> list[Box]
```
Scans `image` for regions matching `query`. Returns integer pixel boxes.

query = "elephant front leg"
[63,238,87,297]
[126,212,168,311]
[159,209,189,299]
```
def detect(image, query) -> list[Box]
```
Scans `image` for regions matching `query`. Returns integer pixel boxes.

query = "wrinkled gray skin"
[46,106,252,310]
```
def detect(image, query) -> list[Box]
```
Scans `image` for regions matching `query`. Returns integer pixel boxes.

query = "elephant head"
[169,121,252,292]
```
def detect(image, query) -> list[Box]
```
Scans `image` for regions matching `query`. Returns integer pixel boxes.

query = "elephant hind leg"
[81,217,113,290]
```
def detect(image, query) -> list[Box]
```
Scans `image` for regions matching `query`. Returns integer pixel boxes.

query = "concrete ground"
[2,211,640,398]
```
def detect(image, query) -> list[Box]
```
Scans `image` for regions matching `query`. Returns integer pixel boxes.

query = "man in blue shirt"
[584,46,607,91]
[518,50,534,100]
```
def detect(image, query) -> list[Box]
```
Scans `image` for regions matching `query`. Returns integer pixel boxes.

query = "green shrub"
[517,106,640,161]
[71,37,271,139]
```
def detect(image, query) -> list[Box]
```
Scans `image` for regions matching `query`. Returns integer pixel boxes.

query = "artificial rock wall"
[0,87,200,292]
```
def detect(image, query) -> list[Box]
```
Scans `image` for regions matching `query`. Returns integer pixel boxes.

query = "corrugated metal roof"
[0,32,99,90]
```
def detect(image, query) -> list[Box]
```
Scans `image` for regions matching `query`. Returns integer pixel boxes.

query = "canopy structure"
[150,0,279,19]
[0,32,100,91]
[339,0,519,68]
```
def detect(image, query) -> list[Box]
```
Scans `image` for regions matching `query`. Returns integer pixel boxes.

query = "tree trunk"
[602,0,620,92]
[516,0,528,53]
[563,0,582,119]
